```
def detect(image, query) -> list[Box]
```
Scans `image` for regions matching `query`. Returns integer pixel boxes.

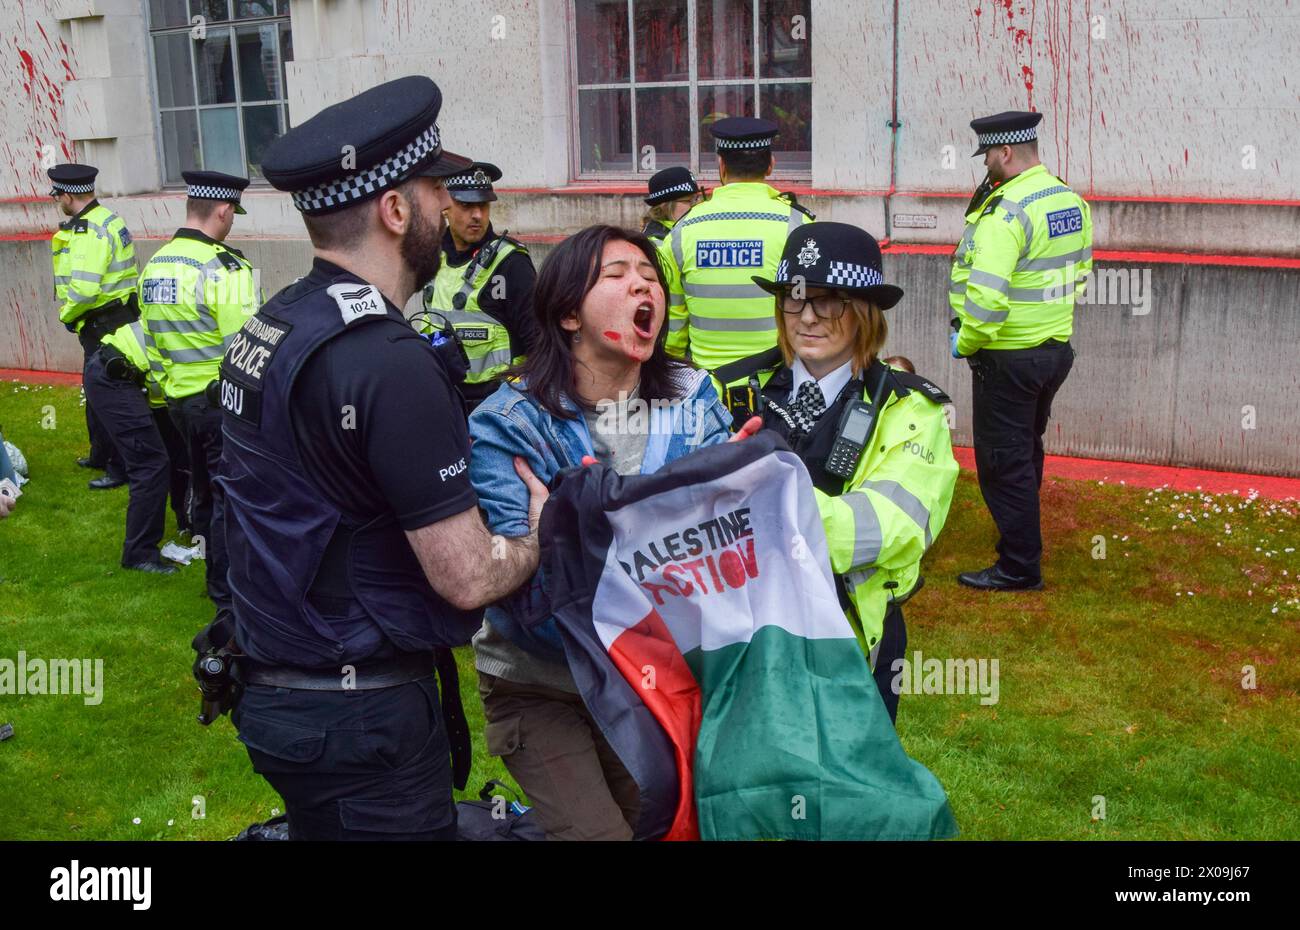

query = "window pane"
[160,110,200,184]
[195,29,236,104]
[764,82,811,171]
[278,0,290,13]
[191,0,231,23]
[698,0,753,80]
[635,87,690,170]
[153,33,195,109]
[698,84,755,155]
[236,0,280,17]
[243,104,283,178]
[200,106,244,175]
[634,0,688,83]
[760,0,811,77]
[578,88,632,173]
[279,21,294,64]
[575,0,629,84]
[150,0,191,28]
[236,24,281,101]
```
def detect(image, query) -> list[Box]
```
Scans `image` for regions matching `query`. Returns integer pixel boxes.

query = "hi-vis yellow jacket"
[51,202,138,331]
[658,182,812,374]
[139,229,258,400]
[815,371,958,657]
[950,164,1093,354]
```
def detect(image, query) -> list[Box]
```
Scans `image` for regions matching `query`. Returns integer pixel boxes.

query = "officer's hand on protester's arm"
[403,455,548,611]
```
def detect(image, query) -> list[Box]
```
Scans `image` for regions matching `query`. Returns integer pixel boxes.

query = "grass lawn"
[1,380,1297,840]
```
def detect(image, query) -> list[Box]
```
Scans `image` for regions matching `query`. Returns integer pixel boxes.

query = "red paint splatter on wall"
[8,23,77,197]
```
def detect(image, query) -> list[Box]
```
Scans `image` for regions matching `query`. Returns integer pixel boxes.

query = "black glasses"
[781,293,853,320]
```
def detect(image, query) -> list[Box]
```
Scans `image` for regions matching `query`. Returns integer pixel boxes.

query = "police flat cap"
[710,117,779,151]
[645,166,704,205]
[261,75,472,215]
[444,161,502,203]
[970,111,1043,156]
[753,222,904,310]
[48,163,98,197]
[183,169,251,214]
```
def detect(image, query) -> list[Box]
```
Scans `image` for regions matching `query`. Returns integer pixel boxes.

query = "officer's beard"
[400,199,443,289]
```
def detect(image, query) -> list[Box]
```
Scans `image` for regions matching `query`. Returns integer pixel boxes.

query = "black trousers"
[171,394,230,612]
[153,407,191,533]
[82,339,125,480]
[871,602,907,725]
[970,340,1075,580]
[232,675,457,841]
[82,350,168,565]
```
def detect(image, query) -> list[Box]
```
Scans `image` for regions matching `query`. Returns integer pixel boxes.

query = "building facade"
[2,0,1298,474]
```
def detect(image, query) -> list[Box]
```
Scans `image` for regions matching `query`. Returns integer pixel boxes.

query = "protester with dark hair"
[467,224,747,840]
[742,222,959,723]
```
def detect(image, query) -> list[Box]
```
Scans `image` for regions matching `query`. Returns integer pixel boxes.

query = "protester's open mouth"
[633,303,655,339]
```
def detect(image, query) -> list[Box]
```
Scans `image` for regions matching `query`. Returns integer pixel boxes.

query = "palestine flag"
[539,431,958,841]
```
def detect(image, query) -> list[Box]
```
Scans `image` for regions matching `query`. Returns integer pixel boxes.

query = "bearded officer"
[218,76,548,840]
[419,161,537,411]
[949,111,1092,591]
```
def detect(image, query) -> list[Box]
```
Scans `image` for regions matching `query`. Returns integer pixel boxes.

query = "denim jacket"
[468,367,732,656]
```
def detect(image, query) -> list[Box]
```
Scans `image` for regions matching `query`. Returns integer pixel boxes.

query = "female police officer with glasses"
[742,222,960,723]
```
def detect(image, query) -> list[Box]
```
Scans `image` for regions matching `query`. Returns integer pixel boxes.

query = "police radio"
[825,372,890,480]
[453,231,508,310]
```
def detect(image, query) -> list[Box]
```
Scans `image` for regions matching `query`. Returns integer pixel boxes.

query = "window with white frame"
[148,0,293,185]
[572,0,811,179]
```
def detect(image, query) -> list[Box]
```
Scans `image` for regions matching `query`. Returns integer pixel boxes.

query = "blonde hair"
[775,294,888,376]
[640,200,677,229]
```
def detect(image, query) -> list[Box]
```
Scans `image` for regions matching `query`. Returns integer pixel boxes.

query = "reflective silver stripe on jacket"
[844,492,883,567]
[967,269,1010,296]
[466,346,514,374]
[167,343,226,363]
[684,282,770,300]
[860,479,933,547]
[998,199,1035,252]
[1017,246,1091,273]
[963,296,1009,323]
[688,314,776,333]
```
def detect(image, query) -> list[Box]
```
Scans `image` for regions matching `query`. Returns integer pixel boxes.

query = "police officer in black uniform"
[217,76,548,841]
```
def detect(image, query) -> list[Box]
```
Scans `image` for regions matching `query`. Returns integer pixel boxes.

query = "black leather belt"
[239,651,436,690]
[237,647,472,790]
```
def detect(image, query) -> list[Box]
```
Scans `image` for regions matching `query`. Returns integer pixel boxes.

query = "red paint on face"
[603,330,621,341]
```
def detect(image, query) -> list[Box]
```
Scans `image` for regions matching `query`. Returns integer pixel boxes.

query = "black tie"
[789,380,827,433]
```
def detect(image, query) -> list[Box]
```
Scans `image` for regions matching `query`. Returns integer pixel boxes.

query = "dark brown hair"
[520,224,693,419]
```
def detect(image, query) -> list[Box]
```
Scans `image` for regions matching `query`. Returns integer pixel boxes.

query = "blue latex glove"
[949,331,962,359]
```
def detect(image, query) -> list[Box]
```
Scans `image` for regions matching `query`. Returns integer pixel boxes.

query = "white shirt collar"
[789,357,854,407]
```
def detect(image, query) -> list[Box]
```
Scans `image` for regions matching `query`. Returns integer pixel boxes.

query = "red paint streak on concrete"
[17,48,36,84]
[953,446,1300,500]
